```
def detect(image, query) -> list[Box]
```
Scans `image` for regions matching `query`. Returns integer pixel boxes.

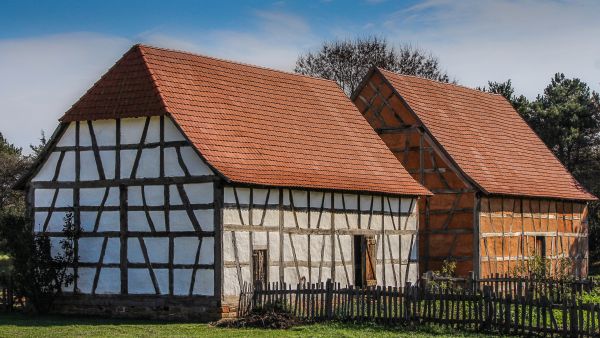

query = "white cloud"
[0,33,131,152]
[141,10,317,71]
[0,11,317,151]
[382,0,600,98]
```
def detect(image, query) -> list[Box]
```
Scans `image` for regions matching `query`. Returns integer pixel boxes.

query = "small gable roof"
[375,68,595,201]
[59,45,429,196]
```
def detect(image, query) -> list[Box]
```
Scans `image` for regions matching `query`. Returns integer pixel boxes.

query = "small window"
[535,236,546,259]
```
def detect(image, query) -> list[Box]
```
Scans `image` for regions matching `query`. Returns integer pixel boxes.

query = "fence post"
[421,271,431,291]
[467,271,475,294]
[569,293,577,337]
[253,280,262,309]
[483,285,492,331]
[325,278,333,319]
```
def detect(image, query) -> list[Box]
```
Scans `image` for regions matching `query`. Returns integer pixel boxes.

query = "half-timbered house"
[17,45,430,319]
[352,68,596,278]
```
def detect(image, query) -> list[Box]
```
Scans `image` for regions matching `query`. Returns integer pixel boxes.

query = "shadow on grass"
[0,312,498,337]
[0,312,198,327]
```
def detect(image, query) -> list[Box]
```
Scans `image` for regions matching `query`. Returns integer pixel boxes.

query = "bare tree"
[295,37,451,96]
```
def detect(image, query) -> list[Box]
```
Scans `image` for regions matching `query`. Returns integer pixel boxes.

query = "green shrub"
[0,212,81,313]
[579,287,600,304]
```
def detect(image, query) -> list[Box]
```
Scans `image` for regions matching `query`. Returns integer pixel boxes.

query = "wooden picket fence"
[239,278,600,337]
[423,272,596,304]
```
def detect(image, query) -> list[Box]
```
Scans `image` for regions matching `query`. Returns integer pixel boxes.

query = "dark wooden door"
[252,249,268,285]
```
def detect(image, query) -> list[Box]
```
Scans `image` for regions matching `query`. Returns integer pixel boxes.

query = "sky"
[1,0,599,152]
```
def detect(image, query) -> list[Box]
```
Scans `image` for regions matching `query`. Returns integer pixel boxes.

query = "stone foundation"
[53,294,224,321]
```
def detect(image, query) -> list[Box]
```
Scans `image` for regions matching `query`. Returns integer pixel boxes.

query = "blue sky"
[1,0,599,150]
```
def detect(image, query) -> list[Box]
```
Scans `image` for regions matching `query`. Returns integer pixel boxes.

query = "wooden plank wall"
[353,72,477,276]
[479,196,588,277]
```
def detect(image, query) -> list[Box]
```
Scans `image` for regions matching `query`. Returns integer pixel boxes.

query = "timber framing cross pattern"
[14,43,595,321]
[16,44,428,320]
[352,68,596,279]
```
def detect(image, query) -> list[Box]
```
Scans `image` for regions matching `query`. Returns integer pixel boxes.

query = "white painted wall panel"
[164,117,186,142]
[335,265,350,286]
[310,211,331,229]
[35,211,69,232]
[257,209,279,226]
[199,237,215,265]
[79,211,98,232]
[95,268,120,294]
[103,238,120,264]
[78,123,92,147]
[154,269,169,295]
[253,232,267,247]
[169,185,183,205]
[235,231,250,262]
[119,149,136,178]
[144,116,161,144]
[127,238,144,263]
[78,237,105,263]
[99,151,116,179]
[173,237,200,265]
[128,269,155,294]
[173,269,192,296]
[88,211,120,232]
[128,185,164,206]
[77,267,95,294]
[144,238,169,263]
[181,147,212,176]
[223,267,241,296]
[35,188,73,208]
[127,212,152,232]
[137,148,160,178]
[169,210,195,232]
[223,232,235,262]
[32,152,60,182]
[193,269,214,295]
[283,267,298,284]
[79,151,100,181]
[92,120,116,146]
[80,188,106,206]
[56,123,75,147]
[57,151,76,181]
[194,209,213,231]
[184,183,213,204]
[120,118,146,145]
[163,148,185,177]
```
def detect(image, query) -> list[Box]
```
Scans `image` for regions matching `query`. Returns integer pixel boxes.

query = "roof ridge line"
[377,67,506,99]
[137,45,169,114]
[135,43,338,85]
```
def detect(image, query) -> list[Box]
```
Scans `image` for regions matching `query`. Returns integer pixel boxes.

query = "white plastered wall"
[221,186,419,297]
[31,116,216,296]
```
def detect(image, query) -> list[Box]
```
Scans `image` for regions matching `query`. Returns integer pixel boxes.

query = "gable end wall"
[27,115,224,320]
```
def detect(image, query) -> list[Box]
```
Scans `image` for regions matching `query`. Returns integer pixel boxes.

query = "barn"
[18,45,429,320]
[352,68,596,278]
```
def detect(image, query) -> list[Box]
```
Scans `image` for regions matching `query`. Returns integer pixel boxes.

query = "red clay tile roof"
[60,45,429,196]
[378,69,595,201]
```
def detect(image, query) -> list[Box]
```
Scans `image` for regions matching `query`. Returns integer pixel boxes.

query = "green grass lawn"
[0,313,501,338]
